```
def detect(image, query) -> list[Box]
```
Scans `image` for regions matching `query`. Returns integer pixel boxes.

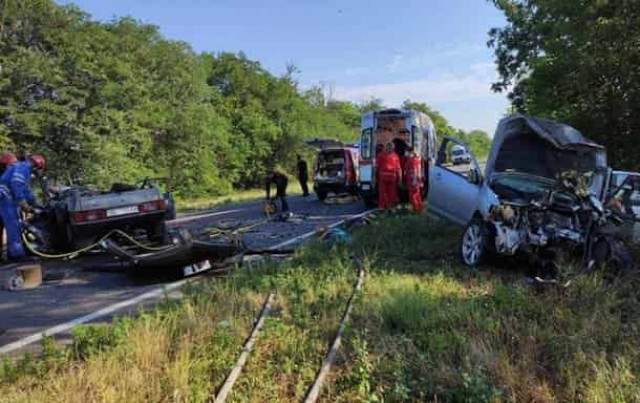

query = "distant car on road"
[451,144,471,165]
[306,139,359,201]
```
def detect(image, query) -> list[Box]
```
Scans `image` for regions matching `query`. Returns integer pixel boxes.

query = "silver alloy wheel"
[461,222,484,266]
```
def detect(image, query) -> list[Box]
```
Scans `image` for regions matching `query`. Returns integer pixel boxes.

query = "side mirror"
[468,169,481,185]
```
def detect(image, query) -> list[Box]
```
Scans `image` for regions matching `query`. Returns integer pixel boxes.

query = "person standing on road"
[0,153,18,260]
[404,147,423,214]
[0,154,45,262]
[266,170,289,212]
[296,155,309,197]
[376,143,402,211]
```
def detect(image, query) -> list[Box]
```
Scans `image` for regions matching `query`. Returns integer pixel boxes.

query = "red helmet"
[29,154,46,170]
[0,152,17,166]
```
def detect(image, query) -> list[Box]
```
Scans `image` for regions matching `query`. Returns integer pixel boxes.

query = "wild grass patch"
[327,214,640,402]
[0,281,262,402]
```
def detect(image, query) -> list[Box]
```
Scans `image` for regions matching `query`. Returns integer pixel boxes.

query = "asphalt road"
[0,195,367,355]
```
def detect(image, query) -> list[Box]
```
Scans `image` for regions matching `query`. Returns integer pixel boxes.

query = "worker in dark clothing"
[266,170,289,212]
[296,155,309,197]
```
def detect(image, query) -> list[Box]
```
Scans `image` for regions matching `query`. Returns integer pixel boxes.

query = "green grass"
[177,181,308,213]
[2,214,640,402]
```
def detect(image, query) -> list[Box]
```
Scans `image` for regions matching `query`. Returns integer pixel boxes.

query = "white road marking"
[0,209,374,356]
[267,210,374,250]
[0,279,189,355]
[169,209,243,225]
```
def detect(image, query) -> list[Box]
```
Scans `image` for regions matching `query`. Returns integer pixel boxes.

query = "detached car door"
[427,138,482,226]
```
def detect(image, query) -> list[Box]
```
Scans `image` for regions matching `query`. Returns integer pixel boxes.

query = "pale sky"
[57,0,510,135]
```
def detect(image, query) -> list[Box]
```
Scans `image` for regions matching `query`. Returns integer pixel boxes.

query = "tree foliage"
[0,0,360,196]
[402,100,491,157]
[0,0,490,197]
[489,0,640,170]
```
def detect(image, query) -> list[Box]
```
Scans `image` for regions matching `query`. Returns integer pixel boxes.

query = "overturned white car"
[428,115,634,271]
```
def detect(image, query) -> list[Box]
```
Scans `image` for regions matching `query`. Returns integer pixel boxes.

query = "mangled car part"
[101,228,240,277]
[445,115,634,272]
[488,171,598,254]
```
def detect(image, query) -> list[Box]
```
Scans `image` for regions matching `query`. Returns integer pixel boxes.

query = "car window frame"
[436,137,481,182]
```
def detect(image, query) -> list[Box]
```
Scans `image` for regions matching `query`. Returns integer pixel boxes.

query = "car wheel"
[316,189,328,201]
[66,224,95,251]
[460,218,486,267]
[362,194,377,208]
[148,221,168,244]
[165,201,176,221]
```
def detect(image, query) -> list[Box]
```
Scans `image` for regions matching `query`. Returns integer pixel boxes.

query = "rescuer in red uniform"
[376,142,402,211]
[403,147,423,213]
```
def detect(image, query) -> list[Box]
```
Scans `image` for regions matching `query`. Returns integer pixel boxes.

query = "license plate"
[361,184,370,190]
[183,260,212,277]
[106,205,139,217]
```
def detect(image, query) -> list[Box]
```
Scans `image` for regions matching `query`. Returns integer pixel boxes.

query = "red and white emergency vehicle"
[358,108,437,206]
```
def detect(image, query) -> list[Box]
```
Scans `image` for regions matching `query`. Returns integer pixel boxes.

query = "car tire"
[165,202,176,221]
[149,221,168,244]
[460,218,486,267]
[316,189,328,201]
[66,224,95,251]
[163,194,176,220]
[45,210,70,251]
[362,194,377,208]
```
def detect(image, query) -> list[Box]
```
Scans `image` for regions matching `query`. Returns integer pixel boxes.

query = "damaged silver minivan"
[428,115,634,270]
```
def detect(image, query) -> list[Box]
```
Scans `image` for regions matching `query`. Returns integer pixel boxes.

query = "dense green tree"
[402,100,456,141]
[489,0,640,169]
[465,129,492,159]
[0,0,488,198]
[204,53,359,187]
[401,100,491,157]
[0,0,361,197]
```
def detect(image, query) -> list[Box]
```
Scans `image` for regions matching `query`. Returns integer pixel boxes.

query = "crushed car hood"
[485,115,607,195]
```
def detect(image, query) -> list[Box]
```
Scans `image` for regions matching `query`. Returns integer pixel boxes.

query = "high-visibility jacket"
[404,156,422,188]
[377,151,401,183]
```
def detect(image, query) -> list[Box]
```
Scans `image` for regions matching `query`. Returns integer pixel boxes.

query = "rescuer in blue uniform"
[0,154,45,261]
[0,152,18,260]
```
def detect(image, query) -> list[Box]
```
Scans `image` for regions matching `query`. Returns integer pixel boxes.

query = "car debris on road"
[101,228,239,277]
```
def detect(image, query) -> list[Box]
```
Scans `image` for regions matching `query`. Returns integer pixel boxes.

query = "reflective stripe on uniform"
[11,175,26,184]
[0,184,11,197]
